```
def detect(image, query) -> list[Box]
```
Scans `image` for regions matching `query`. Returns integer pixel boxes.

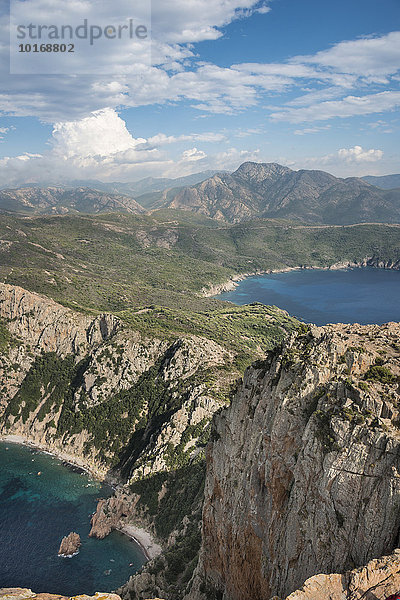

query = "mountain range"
[362,173,400,189]
[1,163,400,224]
[0,186,144,215]
[158,162,400,224]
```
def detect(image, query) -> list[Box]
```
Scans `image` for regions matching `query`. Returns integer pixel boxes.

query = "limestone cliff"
[0,283,232,480]
[188,322,400,600]
[279,549,400,600]
[0,589,125,600]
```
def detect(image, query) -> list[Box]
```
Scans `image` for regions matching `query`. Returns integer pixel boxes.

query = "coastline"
[0,434,103,481]
[0,434,160,564]
[117,525,162,561]
[201,257,400,298]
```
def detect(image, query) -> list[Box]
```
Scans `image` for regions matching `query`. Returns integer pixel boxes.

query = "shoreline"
[117,525,162,561]
[0,435,159,563]
[202,258,400,298]
[0,434,103,482]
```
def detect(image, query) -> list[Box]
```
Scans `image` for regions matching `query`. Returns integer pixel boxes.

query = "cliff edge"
[187,322,400,600]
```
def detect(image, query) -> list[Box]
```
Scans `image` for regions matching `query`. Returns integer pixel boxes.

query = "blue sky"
[0,0,399,185]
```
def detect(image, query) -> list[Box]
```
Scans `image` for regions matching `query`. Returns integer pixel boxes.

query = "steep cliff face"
[280,549,400,600]
[189,322,400,600]
[0,283,231,479]
[0,589,124,600]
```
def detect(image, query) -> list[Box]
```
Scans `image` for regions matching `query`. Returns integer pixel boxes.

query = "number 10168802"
[18,43,74,52]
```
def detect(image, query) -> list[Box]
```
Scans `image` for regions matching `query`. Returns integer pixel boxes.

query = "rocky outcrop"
[58,532,81,557]
[280,549,400,600]
[0,283,119,356]
[0,589,124,600]
[330,256,400,271]
[89,494,136,539]
[0,283,232,479]
[188,322,400,600]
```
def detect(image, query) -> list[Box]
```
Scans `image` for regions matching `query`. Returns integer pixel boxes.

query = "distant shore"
[202,258,400,298]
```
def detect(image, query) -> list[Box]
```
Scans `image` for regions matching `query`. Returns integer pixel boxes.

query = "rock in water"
[58,532,81,557]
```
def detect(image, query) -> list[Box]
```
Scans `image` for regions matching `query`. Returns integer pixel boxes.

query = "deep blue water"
[216,267,400,326]
[0,442,146,596]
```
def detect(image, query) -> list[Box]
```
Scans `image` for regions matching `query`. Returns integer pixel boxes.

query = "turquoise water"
[0,442,146,595]
[216,267,400,326]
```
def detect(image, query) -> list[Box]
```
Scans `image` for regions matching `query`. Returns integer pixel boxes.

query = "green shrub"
[365,365,396,384]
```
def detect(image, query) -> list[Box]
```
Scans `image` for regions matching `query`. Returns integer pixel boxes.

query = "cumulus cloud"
[181,148,207,162]
[164,146,261,178]
[337,145,383,163]
[51,108,146,158]
[296,145,384,172]
[0,109,255,184]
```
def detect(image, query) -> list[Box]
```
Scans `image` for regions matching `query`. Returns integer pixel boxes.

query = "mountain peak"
[233,161,293,183]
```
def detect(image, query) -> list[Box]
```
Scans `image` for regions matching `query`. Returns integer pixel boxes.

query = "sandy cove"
[0,435,161,563]
[118,525,162,561]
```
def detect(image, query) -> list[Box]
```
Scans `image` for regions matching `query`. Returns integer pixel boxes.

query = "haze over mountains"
[362,174,400,190]
[0,186,144,215]
[1,162,400,224]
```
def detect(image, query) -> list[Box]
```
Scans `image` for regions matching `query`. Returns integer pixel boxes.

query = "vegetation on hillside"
[0,211,399,317]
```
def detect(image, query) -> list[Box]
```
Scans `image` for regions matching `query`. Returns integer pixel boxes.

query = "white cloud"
[164,146,260,177]
[293,125,331,135]
[295,145,384,173]
[145,132,226,147]
[1,3,399,122]
[181,148,207,162]
[297,31,400,78]
[271,91,400,123]
[51,108,146,158]
[337,145,383,163]
[0,109,251,184]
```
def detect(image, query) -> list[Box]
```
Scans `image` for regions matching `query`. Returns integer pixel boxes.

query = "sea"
[0,441,146,596]
[215,267,400,326]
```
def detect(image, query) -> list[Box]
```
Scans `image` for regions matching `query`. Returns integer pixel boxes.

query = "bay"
[0,442,146,596]
[215,267,400,326]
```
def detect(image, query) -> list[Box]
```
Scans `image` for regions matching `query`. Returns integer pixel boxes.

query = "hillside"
[363,174,400,189]
[1,211,400,599]
[0,211,400,317]
[160,162,400,225]
[0,282,299,595]
[3,284,400,600]
[0,187,145,215]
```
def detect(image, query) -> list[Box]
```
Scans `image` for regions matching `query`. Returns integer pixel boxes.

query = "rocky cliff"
[0,283,232,480]
[58,532,81,557]
[280,549,400,600]
[0,589,124,600]
[187,322,400,600]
